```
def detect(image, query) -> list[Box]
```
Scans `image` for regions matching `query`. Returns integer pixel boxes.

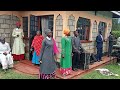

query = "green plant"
[112,31,120,39]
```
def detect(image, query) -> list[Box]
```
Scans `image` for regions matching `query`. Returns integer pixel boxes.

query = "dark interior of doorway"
[29,15,54,60]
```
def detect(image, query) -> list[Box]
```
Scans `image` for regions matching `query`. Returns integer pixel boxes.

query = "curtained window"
[23,17,28,37]
[77,17,91,41]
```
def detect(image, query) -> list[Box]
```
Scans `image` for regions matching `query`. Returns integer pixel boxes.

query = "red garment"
[12,54,24,61]
[31,35,44,56]
[60,67,72,76]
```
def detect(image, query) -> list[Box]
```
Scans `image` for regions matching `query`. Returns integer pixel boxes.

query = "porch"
[13,56,117,79]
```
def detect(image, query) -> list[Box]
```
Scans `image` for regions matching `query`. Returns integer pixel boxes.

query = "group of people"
[37,28,118,79]
[37,28,90,79]
[0,20,118,79]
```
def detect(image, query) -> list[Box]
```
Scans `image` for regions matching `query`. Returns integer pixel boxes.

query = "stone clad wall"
[0,14,20,48]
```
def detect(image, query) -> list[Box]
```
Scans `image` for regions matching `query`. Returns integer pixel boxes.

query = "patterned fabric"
[12,54,24,60]
[60,67,72,76]
[31,35,44,56]
[39,71,55,79]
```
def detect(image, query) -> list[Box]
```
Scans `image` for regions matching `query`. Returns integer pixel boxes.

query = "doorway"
[29,15,54,60]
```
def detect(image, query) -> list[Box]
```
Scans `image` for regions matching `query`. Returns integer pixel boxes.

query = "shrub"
[112,31,120,39]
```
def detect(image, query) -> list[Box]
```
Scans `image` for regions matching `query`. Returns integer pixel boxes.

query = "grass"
[0,61,38,79]
[0,68,38,79]
[80,64,120,79]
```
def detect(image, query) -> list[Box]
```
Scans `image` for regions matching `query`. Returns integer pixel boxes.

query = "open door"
[29,15,39,60]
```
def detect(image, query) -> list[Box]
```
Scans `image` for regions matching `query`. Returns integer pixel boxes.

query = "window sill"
[81,40,92,43]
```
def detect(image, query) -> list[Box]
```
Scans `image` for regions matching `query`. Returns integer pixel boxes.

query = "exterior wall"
[0,11,112,61]
[21,11,112,61]
[65,11,112,55]
[0,11,22,46]
[20,11,67,61]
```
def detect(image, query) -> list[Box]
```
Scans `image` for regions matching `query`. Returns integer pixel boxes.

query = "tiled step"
[55,56,117,79]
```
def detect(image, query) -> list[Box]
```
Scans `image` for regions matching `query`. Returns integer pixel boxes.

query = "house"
[0,11,119,61]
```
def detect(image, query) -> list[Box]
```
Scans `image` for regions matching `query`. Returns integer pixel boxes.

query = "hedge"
[112,31,120,39]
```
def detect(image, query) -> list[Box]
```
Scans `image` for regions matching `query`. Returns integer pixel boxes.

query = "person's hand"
[54,55,57,61]
[17,35,19,37]
[62,54,64,58]
[30,47,34,51]
[3,52,7,56]
[39,60,42,64]
[72,53,73,56]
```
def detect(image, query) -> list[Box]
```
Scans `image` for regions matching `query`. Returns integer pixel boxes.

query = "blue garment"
[32,51,40,64]
[96,35,103,48]
[96,34,103,61]
[97,47,103,60]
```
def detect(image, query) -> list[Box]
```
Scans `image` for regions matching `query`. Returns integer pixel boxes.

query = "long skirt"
[60,67,72,76]
[0,53,14,69]
[12,54,24,61]
[32,51,40,65]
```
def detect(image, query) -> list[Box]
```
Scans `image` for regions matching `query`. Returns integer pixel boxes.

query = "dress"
[39,37,57,79]
[60,36,72,76]
[12,28,25,60]
[31,35,44,64]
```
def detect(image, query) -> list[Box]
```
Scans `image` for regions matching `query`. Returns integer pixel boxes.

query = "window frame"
[76,17,91,43]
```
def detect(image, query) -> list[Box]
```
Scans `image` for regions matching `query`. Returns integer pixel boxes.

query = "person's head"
[16,21,21,28]
[0,37,5,44]
[74,30,79,37]
[110,32,113,35]
[45,29,52,37]
[36,30,41,36]
[63,29,70,36]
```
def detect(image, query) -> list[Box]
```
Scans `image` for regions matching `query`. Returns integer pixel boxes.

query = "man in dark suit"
[108,32,115,57]
[96,31,103,62]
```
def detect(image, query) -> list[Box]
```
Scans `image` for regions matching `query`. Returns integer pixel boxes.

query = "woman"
[12,22,25,61]
[31,30,44,65]
[60,29,72,76]
[39,29,59,79]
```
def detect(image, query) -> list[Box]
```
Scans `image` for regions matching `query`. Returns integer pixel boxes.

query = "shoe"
[73,68,78,71]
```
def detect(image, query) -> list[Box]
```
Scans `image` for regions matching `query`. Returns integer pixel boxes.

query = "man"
[108,32,115,57]
[96,31,103,62]
[72,30,83,71]
[0,37,13,72]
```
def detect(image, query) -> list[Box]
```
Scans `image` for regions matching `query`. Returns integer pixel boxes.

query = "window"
[77,17,91,41]
[92,20,97,41]
[23,17,28,37]
[98,21,107,39]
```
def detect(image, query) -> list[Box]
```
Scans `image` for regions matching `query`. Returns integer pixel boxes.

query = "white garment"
[12,28,25,55]
[0,42,13,69]
[46,36,51,40]
[100,34,103,41]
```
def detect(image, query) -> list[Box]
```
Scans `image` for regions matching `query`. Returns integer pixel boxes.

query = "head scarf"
[63,29,70,35]
[44,29,52,35]
[16,21,21,27]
